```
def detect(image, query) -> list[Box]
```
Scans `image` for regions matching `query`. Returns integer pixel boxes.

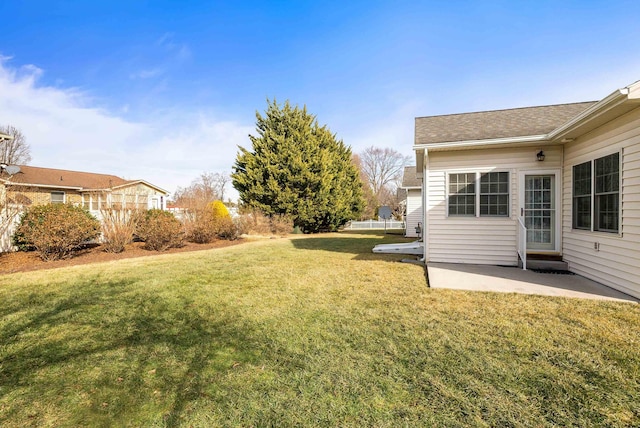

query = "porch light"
[537,150,545,162]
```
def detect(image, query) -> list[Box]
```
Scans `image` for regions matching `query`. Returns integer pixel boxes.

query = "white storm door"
[522,174,558,252]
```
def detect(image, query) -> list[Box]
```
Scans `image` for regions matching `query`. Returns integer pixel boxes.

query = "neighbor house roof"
[401,166,421,188]
[0,165,167,194]
[415,101,597,146]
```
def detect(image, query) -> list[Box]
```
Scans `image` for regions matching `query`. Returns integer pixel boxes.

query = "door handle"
[521,208,524,216]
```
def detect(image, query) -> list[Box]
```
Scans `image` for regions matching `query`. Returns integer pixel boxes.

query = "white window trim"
[446,170,510,218]
[570,150,622,236]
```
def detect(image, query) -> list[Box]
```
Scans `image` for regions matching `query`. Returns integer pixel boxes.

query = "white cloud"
[156,32,192,62]
[129,68,164,80]
[0,59,251,199]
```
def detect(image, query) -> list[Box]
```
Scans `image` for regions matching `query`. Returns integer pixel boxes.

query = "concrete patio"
[427,262,638,303]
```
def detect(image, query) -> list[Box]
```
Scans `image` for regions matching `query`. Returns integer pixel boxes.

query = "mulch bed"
[0,239,245,275]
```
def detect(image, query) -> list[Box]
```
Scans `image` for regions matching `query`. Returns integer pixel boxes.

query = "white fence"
[344,220,405,230]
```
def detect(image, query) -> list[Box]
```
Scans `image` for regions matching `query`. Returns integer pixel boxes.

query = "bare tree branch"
[172,172,230,210]
[359,146,411,198]
[0,125,31,165]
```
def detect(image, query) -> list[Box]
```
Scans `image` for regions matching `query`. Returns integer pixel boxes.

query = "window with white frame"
[572,152,620,233]
[572,162,591,230]
[448,172,509,217]
[51,191,65,204]
[480,172,509,216]
[448,173,476,216]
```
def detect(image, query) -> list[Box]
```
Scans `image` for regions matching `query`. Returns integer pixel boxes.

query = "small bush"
[101,209,142,253]
[137,209,184,251]
[13,204,101,261]
[217,217,239,240]
[183,210,217,244]
[269,214,293,236]
[209,200,231,223]
[235,210,293,236]
[235,210,271,235]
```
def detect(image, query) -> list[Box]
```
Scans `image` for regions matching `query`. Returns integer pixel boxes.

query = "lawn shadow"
[0,276,264,426]
[291,234,415,262]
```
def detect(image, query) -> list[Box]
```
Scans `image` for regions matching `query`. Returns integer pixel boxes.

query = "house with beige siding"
[400,166,423,238]
[414,79,640,298]
[0,165,168,250]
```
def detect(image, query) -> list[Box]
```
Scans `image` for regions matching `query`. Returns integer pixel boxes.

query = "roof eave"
[4,182,83,191]
[413,134,547,151]
[549,82,640,142]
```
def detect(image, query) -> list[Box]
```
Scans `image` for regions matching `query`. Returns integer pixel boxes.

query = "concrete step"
[526,259,569,271]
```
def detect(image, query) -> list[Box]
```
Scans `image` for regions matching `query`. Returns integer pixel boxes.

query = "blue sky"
[1,1,639,198]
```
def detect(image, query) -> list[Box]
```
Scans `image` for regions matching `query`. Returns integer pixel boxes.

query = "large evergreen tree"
[232,100,364,232]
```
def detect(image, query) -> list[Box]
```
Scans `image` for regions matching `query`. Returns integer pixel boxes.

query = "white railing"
[344,220,405,230]
[517,217,527,270]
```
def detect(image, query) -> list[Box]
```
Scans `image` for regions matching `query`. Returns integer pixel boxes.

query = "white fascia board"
[547,89,630,141]
[412,134,547,151]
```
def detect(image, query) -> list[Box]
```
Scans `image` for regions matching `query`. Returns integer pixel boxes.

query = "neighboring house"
[400,166,423,238]
[0,165,169,214]
[0,165,169,251]
[414,79,640,298]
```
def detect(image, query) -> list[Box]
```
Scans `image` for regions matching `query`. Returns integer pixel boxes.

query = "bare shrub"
[13,204,101,261]
[183,210,217,244]
[137,209,184,251]
[269,214,293,236]
[101,209,141,253]
[236,210,271,235]
[217,217,239,240]
[235,210,292,236]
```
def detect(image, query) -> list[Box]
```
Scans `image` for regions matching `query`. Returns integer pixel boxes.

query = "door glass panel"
[524,175,555,251]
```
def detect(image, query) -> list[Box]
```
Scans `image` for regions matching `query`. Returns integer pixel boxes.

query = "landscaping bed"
[0,239,244,275]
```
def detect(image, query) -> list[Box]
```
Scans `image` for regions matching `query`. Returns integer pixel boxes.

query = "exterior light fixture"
[537,150,545,162]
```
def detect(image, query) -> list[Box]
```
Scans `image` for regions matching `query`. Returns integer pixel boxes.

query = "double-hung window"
[448,173,476,216]
[51,191,65,204]
[448,172,509,217]
[572,152,620,233]
[480,172,509,216]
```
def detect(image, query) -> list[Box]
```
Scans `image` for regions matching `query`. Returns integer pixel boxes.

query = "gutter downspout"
[420,148,428,263]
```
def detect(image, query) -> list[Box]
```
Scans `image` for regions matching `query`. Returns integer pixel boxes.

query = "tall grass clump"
[236,209,293,236]
[100,208,142,253]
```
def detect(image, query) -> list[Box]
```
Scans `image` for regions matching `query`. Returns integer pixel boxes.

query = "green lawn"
[0,232,638,427]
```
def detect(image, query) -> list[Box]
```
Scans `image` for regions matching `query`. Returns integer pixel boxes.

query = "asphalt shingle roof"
[1,165,132,189]
[401,166,421,188]
[415,101,597,145]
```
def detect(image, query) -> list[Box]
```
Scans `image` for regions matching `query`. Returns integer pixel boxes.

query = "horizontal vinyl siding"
[426,145,561,265]
[405,189,423,238]
[563,106,640,298]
